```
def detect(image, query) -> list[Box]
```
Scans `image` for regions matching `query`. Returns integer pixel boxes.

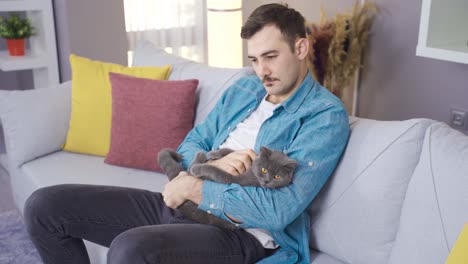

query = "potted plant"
[0,13,36,56]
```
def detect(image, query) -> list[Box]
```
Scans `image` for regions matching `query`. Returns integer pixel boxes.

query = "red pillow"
[105,73,198,171]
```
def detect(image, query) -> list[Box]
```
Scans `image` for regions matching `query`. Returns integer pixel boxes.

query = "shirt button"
[235,223,240,227]
[247,108,252,112]
[283,149,287,154]
[209,203,215,209]
[308,161,314,167]
[207,210,212,214]
[227,126,231,131]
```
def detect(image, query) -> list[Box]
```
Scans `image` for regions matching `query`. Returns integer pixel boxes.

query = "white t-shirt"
[219,96,279,249]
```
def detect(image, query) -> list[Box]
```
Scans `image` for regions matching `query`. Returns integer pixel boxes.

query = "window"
[123,0,206,65]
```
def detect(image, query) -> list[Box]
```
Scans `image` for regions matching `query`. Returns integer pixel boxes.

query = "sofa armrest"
[0,81,71,169]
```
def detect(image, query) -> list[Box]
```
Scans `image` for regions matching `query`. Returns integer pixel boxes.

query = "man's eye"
[266,56,276,60]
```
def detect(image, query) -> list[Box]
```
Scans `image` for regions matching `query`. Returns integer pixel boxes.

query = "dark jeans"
[24,184,269,264]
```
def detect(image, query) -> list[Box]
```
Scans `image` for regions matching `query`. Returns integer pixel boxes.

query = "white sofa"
[1,42,467,264]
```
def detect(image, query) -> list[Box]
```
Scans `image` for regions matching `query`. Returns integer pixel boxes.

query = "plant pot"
[6,39,25,56]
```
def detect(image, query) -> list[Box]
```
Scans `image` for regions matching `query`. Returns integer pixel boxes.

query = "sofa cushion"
[132,40,255,125]
[309,249,346,264]
[308,117,433,264]
[63,54,171,157]
[388,122,468,264]
[104,73,198,172]
[0,83,71,169]
[13,151,169,214]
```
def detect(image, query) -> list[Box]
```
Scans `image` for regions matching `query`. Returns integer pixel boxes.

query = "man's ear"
[295,38,309,60]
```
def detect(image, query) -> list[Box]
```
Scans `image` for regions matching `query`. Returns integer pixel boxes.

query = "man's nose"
[257,61,271,78]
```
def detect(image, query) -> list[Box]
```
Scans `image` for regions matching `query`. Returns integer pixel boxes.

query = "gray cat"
[157,147,297,230]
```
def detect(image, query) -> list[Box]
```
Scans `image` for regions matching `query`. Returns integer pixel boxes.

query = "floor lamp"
[206,0,243,68]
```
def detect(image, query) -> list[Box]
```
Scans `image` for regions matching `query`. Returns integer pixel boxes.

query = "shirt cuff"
[198,180,227,217]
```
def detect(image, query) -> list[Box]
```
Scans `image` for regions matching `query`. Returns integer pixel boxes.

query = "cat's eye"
[274,175,282,180]
[261,168,268,174]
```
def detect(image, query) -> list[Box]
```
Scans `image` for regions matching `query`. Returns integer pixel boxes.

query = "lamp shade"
[207,0,243,68]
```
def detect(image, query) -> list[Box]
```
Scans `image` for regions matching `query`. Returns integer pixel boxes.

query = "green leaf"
[0,12,35,39]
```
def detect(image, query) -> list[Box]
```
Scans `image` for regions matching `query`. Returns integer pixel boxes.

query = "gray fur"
[157,147,297,230]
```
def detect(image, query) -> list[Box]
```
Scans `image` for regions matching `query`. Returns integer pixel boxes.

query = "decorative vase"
[6,39,25,56]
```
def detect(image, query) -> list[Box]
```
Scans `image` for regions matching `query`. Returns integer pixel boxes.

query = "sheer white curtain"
[124,0,207,65]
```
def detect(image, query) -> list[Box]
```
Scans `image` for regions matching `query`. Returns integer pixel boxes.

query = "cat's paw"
[193,152,207,164]
[189,164,202,177]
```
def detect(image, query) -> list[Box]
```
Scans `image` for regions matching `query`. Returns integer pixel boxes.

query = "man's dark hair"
[241,3,306,52]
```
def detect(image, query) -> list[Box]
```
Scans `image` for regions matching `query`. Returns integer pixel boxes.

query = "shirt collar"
[255,84,267,103]
[280,71,315,114]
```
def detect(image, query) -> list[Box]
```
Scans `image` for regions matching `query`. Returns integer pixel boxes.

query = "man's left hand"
[162,171,203,209]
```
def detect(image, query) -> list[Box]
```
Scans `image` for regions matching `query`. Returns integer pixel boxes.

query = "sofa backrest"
[0,42,253,170]
[388,122,468,264]
[132,40,255,126]
[308,117,434,264]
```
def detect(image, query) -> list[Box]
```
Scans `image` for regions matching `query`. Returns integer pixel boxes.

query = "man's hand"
[162,171,203,209]
[208,149,256,175]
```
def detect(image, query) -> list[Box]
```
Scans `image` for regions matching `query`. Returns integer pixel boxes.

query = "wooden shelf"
[0,50,47,71]
[0,0,59,88]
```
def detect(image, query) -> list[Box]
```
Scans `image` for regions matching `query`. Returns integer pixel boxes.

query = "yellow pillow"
[63,54,171,156]
[446,223,468,264]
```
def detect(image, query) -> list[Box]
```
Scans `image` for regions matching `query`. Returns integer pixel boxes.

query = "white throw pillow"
[132,40,255,125]
[0,82,71,169]
[308,117,434,264]
[388,122,468,264]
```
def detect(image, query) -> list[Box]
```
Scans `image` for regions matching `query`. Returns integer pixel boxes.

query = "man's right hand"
[207,149,256,176]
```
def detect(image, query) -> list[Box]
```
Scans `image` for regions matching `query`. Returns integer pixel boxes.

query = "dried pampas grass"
[306,1,377,96]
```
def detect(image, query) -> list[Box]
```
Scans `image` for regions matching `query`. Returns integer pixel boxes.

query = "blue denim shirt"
[177,72,350,263]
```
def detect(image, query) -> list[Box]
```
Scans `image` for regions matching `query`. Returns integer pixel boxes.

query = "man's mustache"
[262,76,278,83]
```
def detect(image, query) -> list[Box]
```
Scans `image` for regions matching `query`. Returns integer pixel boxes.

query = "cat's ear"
[284,161,298,171]
[260,147,272,157]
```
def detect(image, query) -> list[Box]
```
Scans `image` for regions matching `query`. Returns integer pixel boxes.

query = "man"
[24,3,349,264]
